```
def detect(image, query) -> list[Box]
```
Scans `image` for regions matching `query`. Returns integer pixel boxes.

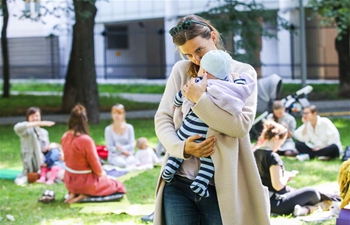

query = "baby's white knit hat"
[201,50,232,80]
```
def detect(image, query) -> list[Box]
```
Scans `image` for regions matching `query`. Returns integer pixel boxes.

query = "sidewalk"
[0,92,349,126]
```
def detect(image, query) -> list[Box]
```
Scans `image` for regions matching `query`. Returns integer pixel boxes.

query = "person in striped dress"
[161,50,249,198]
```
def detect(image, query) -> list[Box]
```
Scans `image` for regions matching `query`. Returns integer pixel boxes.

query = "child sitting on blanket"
[134,137,160,170]
[37,142,65,185]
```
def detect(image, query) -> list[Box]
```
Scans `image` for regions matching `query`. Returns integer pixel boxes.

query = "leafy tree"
[309,0,350,98]
[5,0,100,123]
[1,0,10,98]
[199,0,288,69]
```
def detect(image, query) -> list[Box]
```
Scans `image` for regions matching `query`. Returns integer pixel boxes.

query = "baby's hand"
[291,170,299,176]
[231,72,240,80]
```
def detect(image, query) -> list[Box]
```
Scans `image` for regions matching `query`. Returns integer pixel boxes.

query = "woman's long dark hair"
[68,104,89,136]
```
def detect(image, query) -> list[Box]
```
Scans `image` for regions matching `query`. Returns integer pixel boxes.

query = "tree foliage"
[3,0,101,122]
[309,0,350,39]
[199,0,289,66]
[309,0,350,98]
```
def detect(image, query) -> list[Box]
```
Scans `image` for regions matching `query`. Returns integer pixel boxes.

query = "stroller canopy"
[257,73,282,113]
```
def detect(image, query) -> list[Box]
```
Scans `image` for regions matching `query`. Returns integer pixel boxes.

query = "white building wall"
[0,0,313,79]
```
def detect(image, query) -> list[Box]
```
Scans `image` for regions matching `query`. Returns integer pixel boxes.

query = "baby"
[37,142,65,185]
[134,137,160,170]
[162,50,255,198]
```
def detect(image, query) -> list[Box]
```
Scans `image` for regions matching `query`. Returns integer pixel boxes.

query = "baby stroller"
[250,73,313,140]
[257,73,283,114]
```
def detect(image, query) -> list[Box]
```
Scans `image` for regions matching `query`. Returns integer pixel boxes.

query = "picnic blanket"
[71,195,154,215]
[70,170,155,215]
[0,167,22,180]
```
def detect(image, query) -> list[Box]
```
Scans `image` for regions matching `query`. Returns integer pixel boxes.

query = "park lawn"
[0,117,349,224]
[0,95,160,117]
[1,81,347,101]
[1,82,166,94]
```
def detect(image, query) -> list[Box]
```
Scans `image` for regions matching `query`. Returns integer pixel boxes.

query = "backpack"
[342,146,350,161]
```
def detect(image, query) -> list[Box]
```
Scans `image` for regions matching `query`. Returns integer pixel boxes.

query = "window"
[106,26,128,49]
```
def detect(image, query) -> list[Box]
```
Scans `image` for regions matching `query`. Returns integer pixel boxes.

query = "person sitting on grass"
[134,137,161,170]
[267,100,298,156]
[104,104,136,168]
[253,120,338,216]
[13,107,55,185]
[36,142,65,185]
[61,104,126,204]
[294,105,342,162]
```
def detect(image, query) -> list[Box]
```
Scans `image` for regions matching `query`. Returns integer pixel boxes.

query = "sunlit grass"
[0,117,348,224]
[0,95,159,117]
[1,82,165,94]
[1,81,345,100]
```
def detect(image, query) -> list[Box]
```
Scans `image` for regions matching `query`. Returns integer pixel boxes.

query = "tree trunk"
[335,27,350,98]
[1,0,10,98]
[62,0,100,123]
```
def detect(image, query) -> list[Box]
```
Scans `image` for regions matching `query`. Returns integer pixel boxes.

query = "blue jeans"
[163,175,222,225]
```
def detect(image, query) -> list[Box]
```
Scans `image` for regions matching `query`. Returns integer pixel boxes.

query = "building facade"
[0,0,339,80]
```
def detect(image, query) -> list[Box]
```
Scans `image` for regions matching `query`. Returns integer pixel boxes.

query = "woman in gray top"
[267,100,297,156]
[104,104,136,168]
[13,107,55,185]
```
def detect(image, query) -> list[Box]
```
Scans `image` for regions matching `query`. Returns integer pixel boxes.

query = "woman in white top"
[104,104,136,168]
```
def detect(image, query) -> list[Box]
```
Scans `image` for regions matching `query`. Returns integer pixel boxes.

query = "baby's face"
[197,67,217,80]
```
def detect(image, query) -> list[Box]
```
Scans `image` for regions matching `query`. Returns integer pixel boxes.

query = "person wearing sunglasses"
[294,105,342,161]
[153,15,270,225]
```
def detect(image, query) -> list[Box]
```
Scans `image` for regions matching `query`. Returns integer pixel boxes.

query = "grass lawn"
[2,81,347,100]
[0,116,349,224]
[1,82,348,117]
[0,95,160,117]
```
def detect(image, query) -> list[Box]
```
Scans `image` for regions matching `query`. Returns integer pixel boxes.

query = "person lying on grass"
[61,104,126,204]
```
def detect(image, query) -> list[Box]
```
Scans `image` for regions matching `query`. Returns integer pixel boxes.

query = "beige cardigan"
[154,60,271,225]
[14,121,49,174]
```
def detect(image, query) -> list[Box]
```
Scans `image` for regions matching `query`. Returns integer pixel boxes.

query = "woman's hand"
[285,170,297,181]
[184,135,216,158]
[39,121,55,127]
[183,73,207,103]
[121,151,130,156]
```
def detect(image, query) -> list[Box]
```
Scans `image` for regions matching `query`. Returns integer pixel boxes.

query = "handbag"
[27,172,40,183]
[342,146,350,161]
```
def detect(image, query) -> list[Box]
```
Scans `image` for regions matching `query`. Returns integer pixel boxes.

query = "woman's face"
[178,31,217,66]
[111,109,125,123]
[273,108,285,119]
[28,111,41,122]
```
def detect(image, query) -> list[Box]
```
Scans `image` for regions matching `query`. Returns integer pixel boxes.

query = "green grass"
[279,83,346,101]
[0,119,158,225]
[0,117,349,224]
[0,95,160,117]
[2,82,166,94]
[1,81,347,100]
